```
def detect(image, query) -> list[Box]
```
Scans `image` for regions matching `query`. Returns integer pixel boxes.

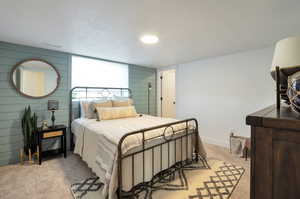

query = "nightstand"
[37,125,67,165]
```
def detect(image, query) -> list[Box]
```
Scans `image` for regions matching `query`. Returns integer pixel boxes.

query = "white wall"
[161,47,275,147]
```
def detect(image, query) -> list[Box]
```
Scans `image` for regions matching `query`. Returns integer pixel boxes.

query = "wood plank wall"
[129,65,157,115]
[0,41,71,166]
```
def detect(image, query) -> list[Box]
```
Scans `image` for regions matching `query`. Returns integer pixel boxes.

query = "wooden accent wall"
[0,41,71,166]
[129,64,157,115]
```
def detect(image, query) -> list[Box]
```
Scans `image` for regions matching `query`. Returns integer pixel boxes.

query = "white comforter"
[72,115,206,199]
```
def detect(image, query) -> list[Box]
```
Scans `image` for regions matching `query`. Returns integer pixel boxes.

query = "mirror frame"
[10,58,61,99]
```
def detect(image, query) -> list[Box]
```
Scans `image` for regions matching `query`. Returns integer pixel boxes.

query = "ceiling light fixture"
[140,35,159,44]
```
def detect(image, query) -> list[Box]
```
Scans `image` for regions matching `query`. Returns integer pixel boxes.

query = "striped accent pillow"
[96,106,137,120]
[112,99,133,107]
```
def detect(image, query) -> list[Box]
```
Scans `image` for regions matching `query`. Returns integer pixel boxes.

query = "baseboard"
[201,136,229,148]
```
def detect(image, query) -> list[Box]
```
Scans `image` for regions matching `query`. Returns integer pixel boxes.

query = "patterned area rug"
[70,159,244,199]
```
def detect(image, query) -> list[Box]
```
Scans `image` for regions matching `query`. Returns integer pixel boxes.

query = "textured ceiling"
[0,0,300,67]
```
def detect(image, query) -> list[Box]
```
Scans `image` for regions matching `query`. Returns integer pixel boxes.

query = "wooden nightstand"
[37,125,67,165]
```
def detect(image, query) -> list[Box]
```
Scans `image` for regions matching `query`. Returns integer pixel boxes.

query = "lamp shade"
[271,36,300,84]
[48,100,59,111]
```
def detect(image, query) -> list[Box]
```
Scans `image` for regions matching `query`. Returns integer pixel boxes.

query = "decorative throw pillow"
[96,106,137,120]
[91,100,113,110]
[112,99,133,107]
[91,100,113,120]
[80,100,95,119]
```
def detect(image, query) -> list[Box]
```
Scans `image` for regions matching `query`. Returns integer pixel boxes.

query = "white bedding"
[72,115,206,199]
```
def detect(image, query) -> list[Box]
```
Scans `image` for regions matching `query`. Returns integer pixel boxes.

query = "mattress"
[71,115,206,199]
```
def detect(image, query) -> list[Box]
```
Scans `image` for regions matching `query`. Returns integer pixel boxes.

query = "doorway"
[159,69,176,118]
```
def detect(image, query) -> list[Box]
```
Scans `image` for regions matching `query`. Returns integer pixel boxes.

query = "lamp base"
[51,110,56,128]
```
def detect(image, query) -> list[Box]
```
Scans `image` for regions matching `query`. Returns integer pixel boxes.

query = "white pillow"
[80,100,94,119]
[96,106,137,120]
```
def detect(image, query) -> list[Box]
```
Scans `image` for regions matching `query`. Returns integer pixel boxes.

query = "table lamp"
[48,100,59,128]
[270,36,300,110]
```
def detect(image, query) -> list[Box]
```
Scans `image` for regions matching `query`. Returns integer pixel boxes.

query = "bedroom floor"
[0,143,250,199]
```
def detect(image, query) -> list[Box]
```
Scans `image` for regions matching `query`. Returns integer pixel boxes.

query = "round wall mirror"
[11,59,60,98]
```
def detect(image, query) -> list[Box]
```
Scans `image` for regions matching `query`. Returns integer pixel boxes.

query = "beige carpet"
[0,143,250,199]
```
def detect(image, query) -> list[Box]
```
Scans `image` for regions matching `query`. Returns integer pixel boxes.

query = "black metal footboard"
[117,118,204,198]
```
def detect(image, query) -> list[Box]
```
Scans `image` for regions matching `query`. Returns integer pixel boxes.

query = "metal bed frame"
[69,87,208,198]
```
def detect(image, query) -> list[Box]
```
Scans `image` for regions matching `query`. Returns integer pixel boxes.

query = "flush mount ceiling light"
[140,35,159,44]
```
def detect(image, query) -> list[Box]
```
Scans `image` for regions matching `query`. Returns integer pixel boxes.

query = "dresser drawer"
[43,130,63,138]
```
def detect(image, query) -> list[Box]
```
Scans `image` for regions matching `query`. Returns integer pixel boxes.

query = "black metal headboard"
[69,87,132,149]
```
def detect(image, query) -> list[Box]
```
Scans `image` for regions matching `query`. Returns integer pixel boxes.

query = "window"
[72,56,129,88]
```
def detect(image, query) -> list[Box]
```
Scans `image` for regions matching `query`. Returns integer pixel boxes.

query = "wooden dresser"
[246,105,300,199]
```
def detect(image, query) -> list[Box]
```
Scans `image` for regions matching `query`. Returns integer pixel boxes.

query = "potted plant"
[20,106,38,162]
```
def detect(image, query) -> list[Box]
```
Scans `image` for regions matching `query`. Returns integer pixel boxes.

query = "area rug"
[70,159,244,199]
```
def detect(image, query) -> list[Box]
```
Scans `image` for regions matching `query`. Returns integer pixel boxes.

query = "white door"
[161,70,176,118]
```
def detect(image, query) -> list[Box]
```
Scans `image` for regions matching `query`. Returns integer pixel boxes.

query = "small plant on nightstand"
[20,106,39,164]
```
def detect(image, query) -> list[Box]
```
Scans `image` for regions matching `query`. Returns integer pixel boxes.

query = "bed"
[69,87,208,199]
